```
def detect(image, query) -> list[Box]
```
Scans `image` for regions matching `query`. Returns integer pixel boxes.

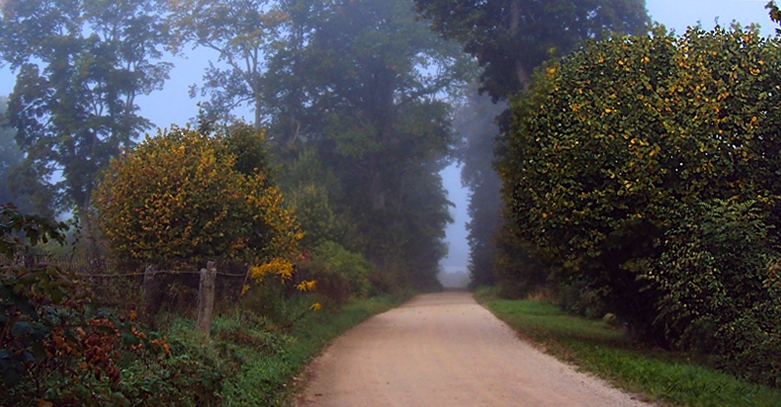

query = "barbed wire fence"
[4,253,252,338]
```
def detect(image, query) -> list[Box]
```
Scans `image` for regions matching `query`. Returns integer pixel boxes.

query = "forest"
[2,0,781,405]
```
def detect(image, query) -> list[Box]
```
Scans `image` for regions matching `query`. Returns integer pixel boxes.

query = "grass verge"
[156,292,411,407]
[474,286,781,407]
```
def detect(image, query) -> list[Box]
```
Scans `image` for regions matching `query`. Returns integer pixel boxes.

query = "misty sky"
[0,0,778,274]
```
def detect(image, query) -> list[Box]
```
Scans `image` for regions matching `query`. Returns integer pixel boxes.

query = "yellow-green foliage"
[307,241,371,303]
[500,25,781,385]
[503,25,781,269]
[93,125,302,262]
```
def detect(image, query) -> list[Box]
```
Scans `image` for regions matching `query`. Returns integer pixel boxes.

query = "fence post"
[142,263,159,327]
[197,261,217,338]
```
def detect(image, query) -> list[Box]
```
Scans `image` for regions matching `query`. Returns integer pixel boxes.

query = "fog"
[1,0,778,288]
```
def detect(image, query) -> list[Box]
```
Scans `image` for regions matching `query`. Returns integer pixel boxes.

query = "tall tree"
[0,96,56,217]
[167,0,290,129]
[0,0,172,216]
[296,0,465,288]
[260,0,468,289]
[0,96,23,207]
[415,0,649,99]
[452,89,505,287]
[173,0,469,290]
[416,0,650,290]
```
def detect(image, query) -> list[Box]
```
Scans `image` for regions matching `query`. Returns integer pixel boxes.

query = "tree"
[415,0,649,99]
[172,0,467,290]
[93,124,301,263]
[167,0,288,129]
[0,96,24,207]
[415,0,649,291]
[452,89,505,287]
[0,96,55,217]
[295,0,464,288]
[0,0,172,216]
[501,25,781,341]
[256,0,467,290]
[769,1,781,32]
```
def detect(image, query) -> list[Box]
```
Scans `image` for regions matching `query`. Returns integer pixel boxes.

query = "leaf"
[11,321,32,337]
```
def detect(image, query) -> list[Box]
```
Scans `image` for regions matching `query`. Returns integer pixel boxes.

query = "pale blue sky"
[0,1,777,274]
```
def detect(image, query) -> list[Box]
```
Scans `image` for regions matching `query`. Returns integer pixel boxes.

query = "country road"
[296,292,655,407]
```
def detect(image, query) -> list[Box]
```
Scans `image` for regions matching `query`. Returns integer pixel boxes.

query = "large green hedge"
[500,25,781,386]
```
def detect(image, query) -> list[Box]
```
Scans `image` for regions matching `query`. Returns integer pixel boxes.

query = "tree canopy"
[0,0,172,214]
[414,0,649,99]
[167,0,288,128]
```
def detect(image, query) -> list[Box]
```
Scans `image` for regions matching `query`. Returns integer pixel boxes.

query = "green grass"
[474,287,781,407]
[156,292,411,407]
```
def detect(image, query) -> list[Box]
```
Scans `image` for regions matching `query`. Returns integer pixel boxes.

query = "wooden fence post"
[197,261,217,338]
[142,263,159,327]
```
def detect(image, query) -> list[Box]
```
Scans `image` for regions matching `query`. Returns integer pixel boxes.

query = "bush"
[500,24,781,348]
[93,124,301,263]
[646,199,781,386]
[307,241,371,304]
[0,204,199,406]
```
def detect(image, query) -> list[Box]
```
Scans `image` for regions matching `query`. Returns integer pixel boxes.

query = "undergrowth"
[155,292,411,406]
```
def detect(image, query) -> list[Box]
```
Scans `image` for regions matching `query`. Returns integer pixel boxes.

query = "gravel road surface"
[297,292,655,407]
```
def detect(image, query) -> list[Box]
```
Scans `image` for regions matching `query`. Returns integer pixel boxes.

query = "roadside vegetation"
[2,0,455,405]
[1,202,410,406]
[419,0,781,393]
[475,287,781,407]
[154,292,410,407]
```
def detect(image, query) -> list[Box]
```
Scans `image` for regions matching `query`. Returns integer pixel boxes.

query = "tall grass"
[155,292,411,406]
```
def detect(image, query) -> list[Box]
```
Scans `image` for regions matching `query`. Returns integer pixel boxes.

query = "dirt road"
[297,292,655,407]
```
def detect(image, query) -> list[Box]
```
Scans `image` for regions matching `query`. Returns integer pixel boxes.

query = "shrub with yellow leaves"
[93,124,301,263]
[296,280,317,292]
[250,258,295,282]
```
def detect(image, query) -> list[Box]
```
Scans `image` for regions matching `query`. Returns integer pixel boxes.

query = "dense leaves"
[0,0,172,214]
[291,0,462,290]
[646,199,781,386]
[93,125,301,263]
[0,204,223,407]
[415,0,649,99]
[501,25,781,383]
[416,0,650,291]
[307,241,372,304]
[185,0,465,290]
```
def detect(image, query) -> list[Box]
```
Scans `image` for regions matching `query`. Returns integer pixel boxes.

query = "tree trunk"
[510,0,531,89]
